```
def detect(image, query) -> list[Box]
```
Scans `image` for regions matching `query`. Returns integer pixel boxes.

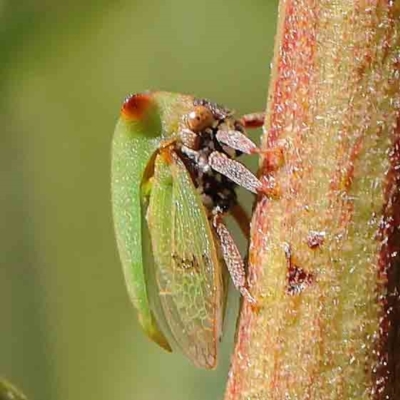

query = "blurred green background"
[0,1,277,399]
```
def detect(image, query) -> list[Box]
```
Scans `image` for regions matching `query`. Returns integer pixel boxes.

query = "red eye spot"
[121,93,154,120]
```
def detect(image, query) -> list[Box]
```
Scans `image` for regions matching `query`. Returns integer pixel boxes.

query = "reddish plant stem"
[225,1,400,399]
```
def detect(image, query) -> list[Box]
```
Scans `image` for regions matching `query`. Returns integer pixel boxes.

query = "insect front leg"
[216,115,286,174]
[209,148,284,199]
[212,110,264,155]
[215,129,259,155]
[212,213,255,304]
[208,151,263,194]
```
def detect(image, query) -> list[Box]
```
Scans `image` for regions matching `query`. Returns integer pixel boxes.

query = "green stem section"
[225,1,400,399]
[0,377,28,400]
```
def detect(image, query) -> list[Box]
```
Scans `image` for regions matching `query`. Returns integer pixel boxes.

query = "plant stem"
[225,1,400,399]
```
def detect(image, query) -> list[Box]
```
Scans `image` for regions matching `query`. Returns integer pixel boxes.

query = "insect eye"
[186,105,215,133]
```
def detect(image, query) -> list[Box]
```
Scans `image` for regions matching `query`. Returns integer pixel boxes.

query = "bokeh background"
[0,1,277,399]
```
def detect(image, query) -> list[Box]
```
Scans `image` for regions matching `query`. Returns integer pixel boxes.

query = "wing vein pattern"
[147,150,224,368]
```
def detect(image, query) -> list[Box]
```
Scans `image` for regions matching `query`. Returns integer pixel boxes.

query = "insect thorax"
[176,99,244,215]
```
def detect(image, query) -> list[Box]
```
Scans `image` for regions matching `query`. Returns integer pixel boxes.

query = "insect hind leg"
[240,112,265,129]
[212,213,255,304]
[231,203,250,239]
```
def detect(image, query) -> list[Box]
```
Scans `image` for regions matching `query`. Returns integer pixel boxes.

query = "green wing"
[111,92,194,350]
[145,149,226,369]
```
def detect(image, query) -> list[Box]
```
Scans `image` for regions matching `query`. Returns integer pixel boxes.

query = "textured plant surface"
[225,1,400,399]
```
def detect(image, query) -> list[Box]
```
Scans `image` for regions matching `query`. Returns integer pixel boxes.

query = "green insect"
[111,92,265,369]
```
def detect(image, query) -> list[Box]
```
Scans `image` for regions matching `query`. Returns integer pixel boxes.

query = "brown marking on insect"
[121,93,154,120]
[201,253,212,269]
[284,243,314,295]
[306,231,326,249]
[141,151,159,191]
[186,105,215,133]
[159,145,178,165]
[172,253,201,273]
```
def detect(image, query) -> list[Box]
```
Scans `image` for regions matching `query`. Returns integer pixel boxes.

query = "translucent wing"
[145,149,225,369]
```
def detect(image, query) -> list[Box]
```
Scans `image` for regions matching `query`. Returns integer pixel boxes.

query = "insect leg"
[216,128,284,168]
[215,110,286,176]
[212,214,255,304]
[230,203,250,239]
[179,128,200,150]
[239,112,265,129]
[209,151,262,194]
[215,129,259,155]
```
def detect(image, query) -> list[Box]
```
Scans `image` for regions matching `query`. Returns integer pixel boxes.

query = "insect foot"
[260,146,285,173]
[258,175,282,199]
